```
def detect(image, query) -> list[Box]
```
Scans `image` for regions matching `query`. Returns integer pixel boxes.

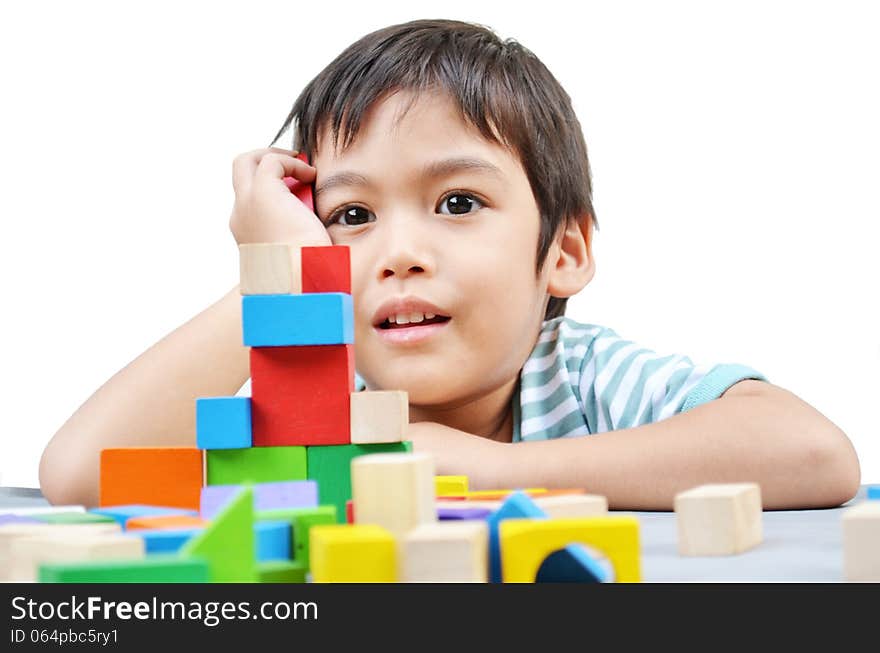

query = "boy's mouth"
[379,315,451,329]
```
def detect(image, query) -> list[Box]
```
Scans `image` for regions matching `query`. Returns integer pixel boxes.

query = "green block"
[206,446,307,485]
[31,512,117,525]
[39,556,210,583]
[306,442,412,524]
[257,505,337,567]
[180,486,256,582]
[258,559,307,583]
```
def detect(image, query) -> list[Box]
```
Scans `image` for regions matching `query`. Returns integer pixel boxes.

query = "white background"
[1,1,877,488]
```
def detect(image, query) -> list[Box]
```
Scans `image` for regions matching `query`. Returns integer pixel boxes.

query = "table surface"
[1,486,869,583]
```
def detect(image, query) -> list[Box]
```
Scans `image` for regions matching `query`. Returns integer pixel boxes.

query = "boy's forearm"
[501,382,861,511]
[40,284,250,507]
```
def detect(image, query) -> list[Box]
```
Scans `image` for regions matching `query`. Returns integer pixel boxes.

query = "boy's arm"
[409,380,861,510]
[39,283,250,508]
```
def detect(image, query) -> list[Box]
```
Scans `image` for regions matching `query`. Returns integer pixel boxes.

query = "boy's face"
[312,89,555,407]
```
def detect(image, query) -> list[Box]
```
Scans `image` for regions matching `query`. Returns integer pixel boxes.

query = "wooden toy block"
[402,521,489,582]
[535,544,608,583]
[307,442,412,523]
[242,293,354,346]
[301,245,351,294]
[39,555,210,583]
[5,505,86,516]
[251,345,354,446]
[0,514,42,526]
[350,390,408,444]
[674,483,763,556]
[842,500,880,581]
[500,516,641,583]
[258,559,308,583]
[206,445,307,485]
[309,524,397,582]
[100,447,203,511]
[8,533,145,582]
[135,528,202,554]
[30,512,117,525]
[436,498,502,512]
[351,452,436,537]
[239,243,302,295]
[1,523,121,581]
[487,491,546,582]
[196,397,252,449]
[180,486,257,582]
[283,152,314,212]
[436,475,469,496]
[437,507,493,521]
[257,505,337,567]
[256,520,291,562]
[202,480,317,518]
[346,500,354,523]
[89,505,198,527]
[533,494,608,518]
[439,488,550,501]
[867,485,880,500]
[125,515,207,530]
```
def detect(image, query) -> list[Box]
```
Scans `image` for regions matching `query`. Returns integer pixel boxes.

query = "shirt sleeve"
[577,326,767,434]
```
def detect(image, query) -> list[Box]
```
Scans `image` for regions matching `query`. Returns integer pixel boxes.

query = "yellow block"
[309,524,397,582]
[499,516,641,583]
[435,476,469,496]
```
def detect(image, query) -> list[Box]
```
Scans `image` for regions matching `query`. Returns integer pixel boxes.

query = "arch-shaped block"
[499,516,641,583]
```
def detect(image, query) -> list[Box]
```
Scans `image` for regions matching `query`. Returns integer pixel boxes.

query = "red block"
[282,151,314,212]
[301,245,351,294]
[346,499,354,524]
[251,344,354,446]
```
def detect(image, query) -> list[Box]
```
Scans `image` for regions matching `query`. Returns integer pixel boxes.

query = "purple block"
[200,480,318,519]
[437,507,493,521]
[0,514,43,526]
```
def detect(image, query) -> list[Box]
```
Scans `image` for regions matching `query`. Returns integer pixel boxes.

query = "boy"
[40,19,859,510]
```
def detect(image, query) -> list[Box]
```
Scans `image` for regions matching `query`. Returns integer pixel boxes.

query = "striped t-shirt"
[237,316,767,443]
[355,316,767,442]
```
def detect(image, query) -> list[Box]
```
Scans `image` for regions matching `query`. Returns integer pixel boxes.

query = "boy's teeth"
[390,312,430,324]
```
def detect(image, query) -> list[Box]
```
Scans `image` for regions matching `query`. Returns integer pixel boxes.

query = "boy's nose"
[375,221,436,281]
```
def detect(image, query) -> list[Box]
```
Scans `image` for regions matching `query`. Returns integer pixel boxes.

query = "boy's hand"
[229,147,331,247]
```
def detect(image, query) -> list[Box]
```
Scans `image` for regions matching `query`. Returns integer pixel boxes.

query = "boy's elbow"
[805,425,861,508]
[39,437,97,508]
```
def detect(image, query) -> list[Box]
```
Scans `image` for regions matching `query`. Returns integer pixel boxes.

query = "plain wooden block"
[0,523,121,581]
[100,447,203,511]
[842,500,880,581]
[301,245,351,294]
[402,521,488,582]
[251,345,354,446]
[534,494,608,518]
[674,483,763,556]
[239,243,302,295]
[351,452,436,537]
[8,532,145,582]
[309,524,397,582]
[350,390,408,444]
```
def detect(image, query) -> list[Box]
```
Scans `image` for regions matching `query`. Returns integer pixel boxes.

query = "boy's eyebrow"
[313,156,505,202]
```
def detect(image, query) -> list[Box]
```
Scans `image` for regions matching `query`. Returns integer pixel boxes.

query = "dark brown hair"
[269,18,597,321]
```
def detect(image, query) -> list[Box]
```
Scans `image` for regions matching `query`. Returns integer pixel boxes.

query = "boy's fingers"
[232,148,301,196]
[254,153,317,187]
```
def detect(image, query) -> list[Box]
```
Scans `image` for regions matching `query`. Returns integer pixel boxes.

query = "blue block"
[196,397,252,449]
[256,520,291,561]
[868,486,879,500]
[242,293,353,346]
[134,528,200,554]
[488,491,546,583]
[536,544,607,583]
[132,521,291,561]
[89,505,198,529]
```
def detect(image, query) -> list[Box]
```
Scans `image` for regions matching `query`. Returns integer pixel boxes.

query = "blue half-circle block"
[196,397,252,449]
[242,293,353,346]
[536,544,608,583]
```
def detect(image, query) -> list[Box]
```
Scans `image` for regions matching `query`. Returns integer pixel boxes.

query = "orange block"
[125,515,207,531]
[100,447,203,511]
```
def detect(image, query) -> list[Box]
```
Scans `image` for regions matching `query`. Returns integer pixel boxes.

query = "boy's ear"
[545,214,596,299]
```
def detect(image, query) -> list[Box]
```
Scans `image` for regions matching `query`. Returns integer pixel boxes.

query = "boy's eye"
[326,192,484,226]
[438,192,484,215]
